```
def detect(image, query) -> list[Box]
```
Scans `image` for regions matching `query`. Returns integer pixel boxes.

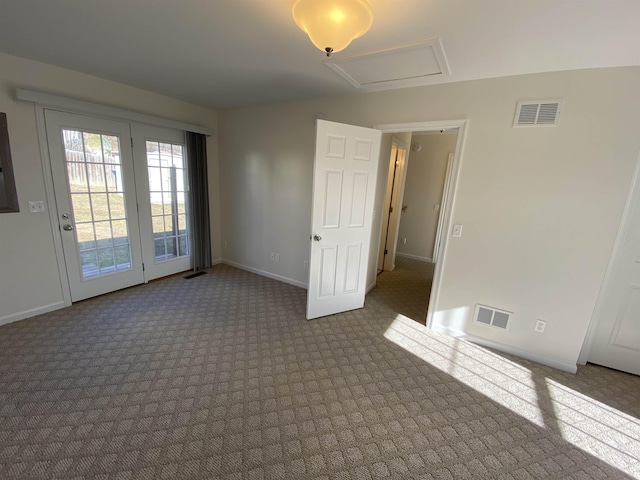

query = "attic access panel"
[324,39,450,91]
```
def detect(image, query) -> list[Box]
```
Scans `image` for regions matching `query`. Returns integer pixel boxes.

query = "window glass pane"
[114,245,132,271]
[146,140,189,262]
[66,163,89,193]
[98,247,115,273]
[76,223,96,251]
[163,192,174,216]
[111,220,128,245]
[80,250,99,279]
[71,194,92,223]
[94,221,113,248]
[90,193,110,221]
[102,135,120,164]
[83,132,104,160]
[108,194,126,220]
[165,237,177,258]
[154,237,166,258]
[105,164,122,192]
[87,164,107,192]
[152,216,165,236]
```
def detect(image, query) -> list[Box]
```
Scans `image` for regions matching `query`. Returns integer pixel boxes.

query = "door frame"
[578,147,640,365]
[28,91,211,307]
[373,120,468,330]
[378,136,409,273]
[432,152,454,264]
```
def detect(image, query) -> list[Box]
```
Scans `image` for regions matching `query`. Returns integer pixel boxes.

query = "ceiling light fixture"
[292,0,373,57]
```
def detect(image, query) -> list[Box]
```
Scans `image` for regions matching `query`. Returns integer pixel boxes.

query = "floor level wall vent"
[474,304,512,330]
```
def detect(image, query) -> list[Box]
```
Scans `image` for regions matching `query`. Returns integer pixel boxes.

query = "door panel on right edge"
[589,189,640,375]
[307,120,381,320]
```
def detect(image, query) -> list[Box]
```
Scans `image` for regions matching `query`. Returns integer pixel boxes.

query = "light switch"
[452,224,463,237]
[28,201,45,213]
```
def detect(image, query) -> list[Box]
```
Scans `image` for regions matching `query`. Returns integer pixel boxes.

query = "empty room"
[1,1,639,479]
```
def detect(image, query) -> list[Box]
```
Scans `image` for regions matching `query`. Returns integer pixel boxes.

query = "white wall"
[0,53,220,324]
[397,134,458,261]
[218,67,640,370]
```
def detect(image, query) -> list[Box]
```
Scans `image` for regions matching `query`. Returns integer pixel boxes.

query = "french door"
[45,110,191,302]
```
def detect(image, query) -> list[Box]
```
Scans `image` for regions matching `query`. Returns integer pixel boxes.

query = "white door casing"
[587,161,640,375]
[307,120,381,320]
[45,110,145,302]
[432,153,454,264]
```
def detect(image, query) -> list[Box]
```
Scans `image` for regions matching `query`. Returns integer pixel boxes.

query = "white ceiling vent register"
[324,39,450,91]
[473,304,512,330]
[514,100,562,127]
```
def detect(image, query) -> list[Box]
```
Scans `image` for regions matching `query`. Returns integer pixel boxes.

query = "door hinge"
[130,137,134,148]
[142,263,145,271]
[389,206,393,213]
[384,249,388,255]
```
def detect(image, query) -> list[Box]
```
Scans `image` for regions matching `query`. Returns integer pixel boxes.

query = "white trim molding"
[396,252,433,263]
[0,302,66,327]
[222,260,308,290]
[15,89,213,136]
[433,324,578,374]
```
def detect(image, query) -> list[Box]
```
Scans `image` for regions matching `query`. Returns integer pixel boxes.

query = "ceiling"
[2,0,640,109]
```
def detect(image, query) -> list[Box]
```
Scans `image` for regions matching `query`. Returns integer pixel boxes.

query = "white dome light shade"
[292,0,373,56]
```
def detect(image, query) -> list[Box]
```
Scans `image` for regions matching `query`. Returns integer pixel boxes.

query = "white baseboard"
[396,252,432,263]
[0,301,66,327]
[211,258,223,266]
[432,324,578,374]
[222,260,308,290]
[366,281,376,294]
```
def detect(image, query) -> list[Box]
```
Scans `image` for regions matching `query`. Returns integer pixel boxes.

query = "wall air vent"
[473,304,512,330]
[513,100,562,127]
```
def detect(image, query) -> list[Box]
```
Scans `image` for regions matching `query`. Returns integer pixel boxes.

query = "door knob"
[313,234,322,241]
[62,224,74,231]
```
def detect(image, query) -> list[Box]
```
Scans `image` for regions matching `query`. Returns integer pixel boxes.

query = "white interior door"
[132,124,191,281]
[307,120,381,320]
[45,110,144,302]
[588,176,640,375]
[432,153,454,264]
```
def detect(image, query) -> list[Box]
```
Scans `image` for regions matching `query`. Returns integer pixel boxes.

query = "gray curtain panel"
[186,132,211,271]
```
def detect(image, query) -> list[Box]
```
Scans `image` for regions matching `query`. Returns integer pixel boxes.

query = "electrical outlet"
[534,319,546,333]
[223,241,227,248]
[304,260,308,269]
[28,201,45,213]
[275,253,280,262]
[270,252,275,261]
[401,238,407,245]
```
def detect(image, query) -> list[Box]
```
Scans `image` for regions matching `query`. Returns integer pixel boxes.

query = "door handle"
[313,234,322,241]
[62,224,74,231]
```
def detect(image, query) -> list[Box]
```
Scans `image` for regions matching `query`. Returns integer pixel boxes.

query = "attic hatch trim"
[324,39,451,91]
[513,99,563,127]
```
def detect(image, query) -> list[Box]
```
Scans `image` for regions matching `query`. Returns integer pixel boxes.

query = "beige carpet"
[0,257,639,479]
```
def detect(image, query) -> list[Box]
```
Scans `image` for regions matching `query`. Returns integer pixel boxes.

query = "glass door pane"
[63,129,133,279]
[146,140,189,263]
[132,124,191,281]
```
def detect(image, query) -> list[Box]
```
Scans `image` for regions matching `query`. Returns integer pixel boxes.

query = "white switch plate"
[452,224,463,237]
[275,253,280,262]
[28,201,45,213]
